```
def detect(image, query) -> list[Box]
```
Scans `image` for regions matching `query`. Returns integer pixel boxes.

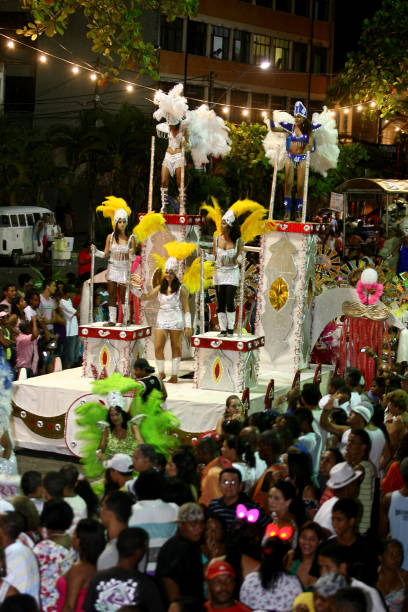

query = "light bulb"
[344,108,349,114]
[357,105,362,111]
[222,107,229,114]
[39,54,47,63]
[370,101,376,108]
[90,73,97,81]
[242,109,249,117]
[259,61,271,70]
[72,66,79,74]
[7,40,15,49]
[126,84,134,92]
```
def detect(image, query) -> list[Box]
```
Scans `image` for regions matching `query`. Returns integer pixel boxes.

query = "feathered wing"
[182,257,214,294]
[92,373,142,396]
[130,389,180,457]
[311,106,339,176]
[230,199,264,220]
[185,105,231,168]
[273,109,295,127]
[153,83,188,124]
[263,129,287,169]
[0,351,13,430]
[75,401,108,479]
[132,212,166,244]
[152,253,166,277]
[164,241,197,261]
[240,208,277,244]
[96,196,132,230]
[201,196,223,236]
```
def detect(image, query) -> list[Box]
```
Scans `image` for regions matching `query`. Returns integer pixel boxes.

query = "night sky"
[333,0,382,72]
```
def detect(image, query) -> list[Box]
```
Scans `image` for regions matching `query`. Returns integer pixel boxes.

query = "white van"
[0,206,59,265]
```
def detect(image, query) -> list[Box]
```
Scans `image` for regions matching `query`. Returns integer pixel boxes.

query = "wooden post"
[147,136,155,212]
[200,249,205,334]
[89,250,95,324]
[301,150,311,223]
[268,146,280,220]
[237,250,247,337]
[180,140,185,214]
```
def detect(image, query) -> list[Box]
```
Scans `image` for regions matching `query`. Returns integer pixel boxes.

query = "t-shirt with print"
[83,567,165,612]
[39,294,55,331]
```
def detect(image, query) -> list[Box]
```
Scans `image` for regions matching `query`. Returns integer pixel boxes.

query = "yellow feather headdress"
[201,197,276,243]
[132,212,166,244]
[201,196,223,237]
[182,257,214,294]
[164,241,197,260]
[96,196,132,230]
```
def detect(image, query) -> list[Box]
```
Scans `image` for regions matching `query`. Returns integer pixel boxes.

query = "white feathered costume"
[184,104,231,168]
[263,106,339,176]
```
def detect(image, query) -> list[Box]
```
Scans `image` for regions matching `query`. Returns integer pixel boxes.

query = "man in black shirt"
[83,527,164,612]
[156,502,205,605]
[208,468,269,529]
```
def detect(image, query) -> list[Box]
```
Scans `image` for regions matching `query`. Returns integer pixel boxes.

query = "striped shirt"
[208,494,269,529]
[5,541,40,604]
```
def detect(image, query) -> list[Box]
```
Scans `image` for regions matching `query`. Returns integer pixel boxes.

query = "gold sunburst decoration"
[269,277,288,311]
[315,244,341,293]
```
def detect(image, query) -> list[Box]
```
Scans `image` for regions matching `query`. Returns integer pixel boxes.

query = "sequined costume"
[156,287,185,330]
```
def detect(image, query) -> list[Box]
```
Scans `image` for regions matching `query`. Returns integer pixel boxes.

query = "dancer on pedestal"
[92,197,165,326]
[201,199,274,337]
[132,241,196,383]
[154,84,189,212]
[264,102,339,220]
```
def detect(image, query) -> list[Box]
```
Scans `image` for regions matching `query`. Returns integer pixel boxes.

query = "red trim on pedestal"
[191,334,265,352]
[79,325,151,341]
[274,222,327,234]
[138,213,203,226]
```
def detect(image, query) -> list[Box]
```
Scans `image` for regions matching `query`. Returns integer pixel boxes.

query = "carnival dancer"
[201,198,275,337]
[92,197,165,326]
[0,349,17,475]
[154,84,189,212]
[132,241,196,383]
[264,101,339,220]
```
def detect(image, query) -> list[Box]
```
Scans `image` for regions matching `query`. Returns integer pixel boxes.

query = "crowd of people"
[0,360,407,610]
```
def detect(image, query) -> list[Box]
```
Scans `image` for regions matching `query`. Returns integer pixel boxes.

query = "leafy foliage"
[17,0,198,81]
[327,0,408,119]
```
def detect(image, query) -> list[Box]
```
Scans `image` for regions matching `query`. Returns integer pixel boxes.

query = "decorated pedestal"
[256,222,319,377]
[191,332,265,392]
[139,213,203,360]
[79,323,151,379]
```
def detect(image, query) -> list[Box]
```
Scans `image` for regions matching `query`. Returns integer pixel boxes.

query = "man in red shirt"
[205,561,251,612]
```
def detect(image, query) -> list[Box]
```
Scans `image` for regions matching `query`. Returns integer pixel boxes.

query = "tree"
[327,0,408,120]
[16,0,198,81]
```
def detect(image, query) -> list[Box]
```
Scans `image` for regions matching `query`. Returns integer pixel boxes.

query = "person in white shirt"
[60,285,80,368]
[0,512,40,604]
[60,465,88,536]
[23,291,41,322]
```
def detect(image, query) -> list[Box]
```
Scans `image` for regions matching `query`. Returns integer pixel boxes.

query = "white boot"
[104,306,117,326]
[160,187,168,213]
[168,357,180,383]
[120,303,127,326]
[156,359,165,380]
[178,186,186,212]
[227,311,235,336]
[217,312,227,337]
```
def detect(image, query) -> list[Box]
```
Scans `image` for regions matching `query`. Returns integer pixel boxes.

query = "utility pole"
[184,17,189,90]
[307,0,315,110]
[209,71,215,108]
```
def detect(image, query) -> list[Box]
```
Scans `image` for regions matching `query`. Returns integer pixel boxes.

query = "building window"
[187,21,207,56]
[292,42,307,72]
[160,16,183,53]
[275,0,292,12]
[314,0,329,20]
[233,30,251,63]
[253,34,271,65]
[294,0,309,16]
[210,26,230,60]
[273,38,289,70]
[184,84,205,109]
[312,46,328,74]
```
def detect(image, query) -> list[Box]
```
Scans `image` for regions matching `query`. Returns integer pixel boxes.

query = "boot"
[217,312,227,337]
[178,186,186,213]
[283,196,292,221]
[295,198,303,221]
[120,303,127,326]
[160,187,168,213]
[104,306,117,326]
[168,357,180,383]
[155,359,165,380]
[227,311,235,336]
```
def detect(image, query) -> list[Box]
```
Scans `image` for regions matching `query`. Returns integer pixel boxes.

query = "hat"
[294,100,307,118]
[113,208,128,225]
[103,453,133,473]
[206,560,235,580]
[222,210,235,226]
[351,405,371,423]
[133,358,155,374]
[165,257,179,273]
[314,573,348,597]
[326,462,362,490]
[107,390,126,411]
[177,502,205,523]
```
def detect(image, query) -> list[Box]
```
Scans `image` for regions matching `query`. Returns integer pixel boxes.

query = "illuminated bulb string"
[0,32,397,120]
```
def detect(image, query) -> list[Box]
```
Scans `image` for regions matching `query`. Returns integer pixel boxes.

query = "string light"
[126,84,134,92]
[39,54,47,63]
[357,105,362,111]
[344,108,349,114]
[90,73,97,81]
[72,66,79,74]
[370,101,376,108]
[261,111,267,118]
[7,40,15,49]
[242,109,249,116]
[396,126,400,131]
[222,107,229,114]
[330,110,335,116]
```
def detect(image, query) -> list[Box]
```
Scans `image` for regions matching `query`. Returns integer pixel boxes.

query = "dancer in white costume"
[92,197,136,326]
[133,250,194,384]
[0,351,17,475]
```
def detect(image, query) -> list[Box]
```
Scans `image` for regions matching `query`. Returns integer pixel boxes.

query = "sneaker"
[227,329,234,337]
[218,330,227,337]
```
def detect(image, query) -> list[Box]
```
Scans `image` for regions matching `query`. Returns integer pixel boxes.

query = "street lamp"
[215,61,272,104]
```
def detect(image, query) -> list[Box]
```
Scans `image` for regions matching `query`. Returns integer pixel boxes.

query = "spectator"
[344,429,376,534]
[332,587,368,612]
[195,437,232,508]
[15,319,41,377]
[267,480,304,543]
[156,503,205,605]
[239,426,267,481]
[59,465,88,533]
[56,518,106,612]
[20,471,43,516]
[43,471,66,500]
[39,278,58,331]
[166,448,200,501]
[83,527,164,612]
[312,573,349,612]
[252,429,283,509]
[17,274,32,299]
[97,491,133,571]
[0,512,40,604]
[381,432,408,494]
[0,594,39,611]
[384,389,408,454]
[318,448,344,507]
[0,285,17,314]
[0,546,18,602]
[205,560,250,612]
[376,539,408,611]
[215,396,245,435]
[128,469,178,574]
[33,499,75,612]
[10,296,26,324]
[208,468,268,529]
[289,521,324,589]
[381,457,408,571]
[10,497,41,548]
[239,531,302,610]
[59,285,80,369]
[221,435,256,494]
[33,213,48,262]
[103,454,134,492]
[294,408,322,477]
[23,291,40,322]
[125,444,157,498]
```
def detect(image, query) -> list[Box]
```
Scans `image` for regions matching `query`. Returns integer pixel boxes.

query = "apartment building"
[159,0,334,123]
